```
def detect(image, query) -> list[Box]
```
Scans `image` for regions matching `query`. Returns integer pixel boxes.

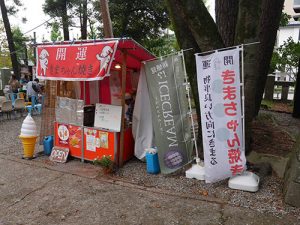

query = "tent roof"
[114,38,155,70]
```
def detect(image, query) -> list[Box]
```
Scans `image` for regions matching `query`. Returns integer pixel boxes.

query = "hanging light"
[114,64,121,69]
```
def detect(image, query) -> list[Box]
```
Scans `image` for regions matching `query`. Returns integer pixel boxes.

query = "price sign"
[49,147,69,163]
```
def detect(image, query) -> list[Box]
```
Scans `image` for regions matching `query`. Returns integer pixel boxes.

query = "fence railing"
[264,75,295,102]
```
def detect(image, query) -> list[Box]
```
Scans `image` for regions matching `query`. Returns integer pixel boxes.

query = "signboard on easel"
[94,103,122,132]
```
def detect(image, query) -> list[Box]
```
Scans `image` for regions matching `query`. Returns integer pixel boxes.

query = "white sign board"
[196,48,246,183]
[94,103,122,132]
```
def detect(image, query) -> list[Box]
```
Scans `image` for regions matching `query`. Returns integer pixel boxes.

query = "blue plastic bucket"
[146,151,160,174]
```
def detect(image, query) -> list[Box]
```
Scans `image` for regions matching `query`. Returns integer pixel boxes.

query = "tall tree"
[165,0,284,154]
[254,0,285,116]
[216,0,239,47]
[43,0,71,40]
[271,37,300,117]
[80,0,87,39]
[12,26,29,65]
[100,0,113,38]
[50,21,63,41]
[0,0,19,78]
[107,0,170,44]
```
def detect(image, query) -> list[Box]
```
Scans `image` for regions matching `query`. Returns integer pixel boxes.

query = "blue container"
[146,152,160,174]
[43,135,54,156]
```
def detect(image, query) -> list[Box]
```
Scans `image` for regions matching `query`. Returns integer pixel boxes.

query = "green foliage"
[270,37,300,78]
[260,99,274,110]
[280,12,291,27]
[12,26,29,60]
[99,0,171,52]
[143,33,178,56]
[6,0,23,15]
[93,155,113,169]
[50,21,63,41]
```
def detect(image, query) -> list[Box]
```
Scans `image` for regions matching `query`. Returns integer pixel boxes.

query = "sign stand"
[228,44,260,192]
[180,50,205,181]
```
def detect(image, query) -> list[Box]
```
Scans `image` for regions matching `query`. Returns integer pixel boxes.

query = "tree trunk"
[165,0,203,156]
[234,0,262,154]
[62,0,69,41]
[100,0,113,38]
[216,0,239,47]
[171,0,224,51]
[254,0,285,116]
[293,59,300,118]
[80,0,88,39]
[0,0,19,79]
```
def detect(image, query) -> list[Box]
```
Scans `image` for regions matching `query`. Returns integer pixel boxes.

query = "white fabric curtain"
[132,65,153,160]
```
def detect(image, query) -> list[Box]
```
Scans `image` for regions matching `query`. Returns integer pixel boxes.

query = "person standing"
[8,74,20,94]
[26,78,40,102]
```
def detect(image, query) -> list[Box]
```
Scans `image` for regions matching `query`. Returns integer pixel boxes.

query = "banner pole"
[119,50,127,167]
[142,48,193,63]
[240,45,246,154]
[196,42,260,56]
[180,50,200,164]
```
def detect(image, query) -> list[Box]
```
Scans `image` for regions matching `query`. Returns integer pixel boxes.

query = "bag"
[32,82,39,93]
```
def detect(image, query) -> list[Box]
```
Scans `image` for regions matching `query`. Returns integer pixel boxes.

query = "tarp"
[144,54,193,174]
[196,47,246,183]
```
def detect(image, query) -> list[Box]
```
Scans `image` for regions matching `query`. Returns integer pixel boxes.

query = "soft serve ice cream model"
[19,114,38,158]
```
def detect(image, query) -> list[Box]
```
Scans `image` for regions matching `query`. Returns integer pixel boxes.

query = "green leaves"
[271,37,300,77]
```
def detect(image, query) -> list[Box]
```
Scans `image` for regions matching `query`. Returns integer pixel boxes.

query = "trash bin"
[145,148,160,174]
[43,135,54,156]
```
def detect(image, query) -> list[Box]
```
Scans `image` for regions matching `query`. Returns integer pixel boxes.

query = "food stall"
[36,38,155,165]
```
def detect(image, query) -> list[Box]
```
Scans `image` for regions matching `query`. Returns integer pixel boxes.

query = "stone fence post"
[264,74,275,101]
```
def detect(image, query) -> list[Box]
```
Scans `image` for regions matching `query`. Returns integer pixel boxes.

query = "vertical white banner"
[196,48,246,183]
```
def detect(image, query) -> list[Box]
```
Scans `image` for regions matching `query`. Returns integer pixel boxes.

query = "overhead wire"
[3,17,54,55]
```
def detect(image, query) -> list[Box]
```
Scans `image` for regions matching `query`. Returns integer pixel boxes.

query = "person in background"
[8,74,20,94]
[20,74,29,85]
[26,78,40,103]
[125,92,135,123]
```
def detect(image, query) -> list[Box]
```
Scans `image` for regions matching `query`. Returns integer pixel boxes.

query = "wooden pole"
[119,50,127,167]
[100,0,113,38]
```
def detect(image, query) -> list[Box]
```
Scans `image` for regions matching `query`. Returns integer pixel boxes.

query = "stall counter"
[54,122,134,162]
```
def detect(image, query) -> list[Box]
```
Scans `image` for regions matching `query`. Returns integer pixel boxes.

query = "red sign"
[36,41,118,81]
[57,124,70,146]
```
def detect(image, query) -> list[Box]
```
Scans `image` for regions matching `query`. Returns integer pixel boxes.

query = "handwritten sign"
[94,103,122,132]
[49,147,69,163]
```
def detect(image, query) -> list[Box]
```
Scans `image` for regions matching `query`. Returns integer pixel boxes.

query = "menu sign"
[94,103,122,132]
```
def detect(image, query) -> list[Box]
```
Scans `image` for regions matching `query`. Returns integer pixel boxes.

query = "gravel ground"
[1,112,300,220]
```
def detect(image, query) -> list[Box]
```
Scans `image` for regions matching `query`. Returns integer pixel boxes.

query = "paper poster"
[85,129,97,152]
[99,131,109,149]
[86,135,96,152]
[69,125,81,149]
[57,124,69,145]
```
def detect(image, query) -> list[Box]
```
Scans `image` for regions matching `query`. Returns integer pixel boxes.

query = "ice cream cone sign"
[19,114,38,159]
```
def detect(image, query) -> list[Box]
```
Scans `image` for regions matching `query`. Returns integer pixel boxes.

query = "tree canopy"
[270,37,300,79]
